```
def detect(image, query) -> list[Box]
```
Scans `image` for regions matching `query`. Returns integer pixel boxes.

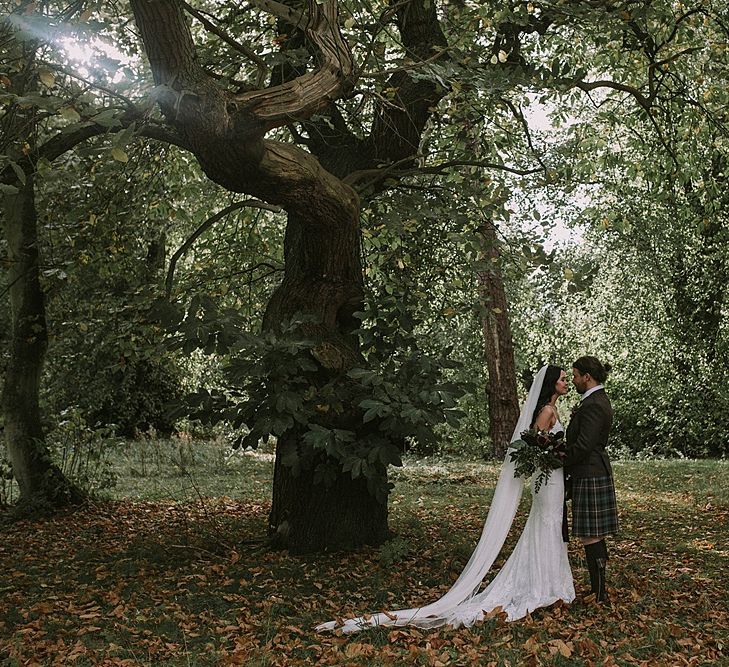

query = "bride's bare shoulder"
[534,404,557,431]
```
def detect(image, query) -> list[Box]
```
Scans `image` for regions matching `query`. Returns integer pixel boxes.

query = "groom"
[565,356,618,602]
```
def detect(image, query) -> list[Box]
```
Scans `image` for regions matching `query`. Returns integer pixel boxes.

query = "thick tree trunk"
[1,176,84,511]
[269,439,389,554]
[263,205,391,552]
[477,222,519,459]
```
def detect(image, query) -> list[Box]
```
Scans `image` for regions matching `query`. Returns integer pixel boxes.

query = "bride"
[317,364,574,632]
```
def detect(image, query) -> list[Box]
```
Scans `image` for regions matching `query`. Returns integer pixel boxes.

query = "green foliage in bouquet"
[509,429,566,493]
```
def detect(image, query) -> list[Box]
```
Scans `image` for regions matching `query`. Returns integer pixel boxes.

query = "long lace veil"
[316,365,549,632]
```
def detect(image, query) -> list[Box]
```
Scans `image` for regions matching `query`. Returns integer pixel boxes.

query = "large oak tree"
[128,0,452,552]
[127,0,728,552]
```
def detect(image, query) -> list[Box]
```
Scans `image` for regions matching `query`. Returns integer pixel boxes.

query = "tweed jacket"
[565,388,614,478]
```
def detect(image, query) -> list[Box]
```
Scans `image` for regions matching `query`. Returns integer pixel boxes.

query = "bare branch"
[651,46,703,70]
[346,157,543,192]
[663,7,706,46]
[137,123,190,150]
[562,77,652,110]
[501,98,549,173]
[563,46,702,113]
[343,153,423,186]
[358,47,449,79]
[39,115,189,163]
[413,159,544,177]
[38,124,109,162]
[166,199,282,296]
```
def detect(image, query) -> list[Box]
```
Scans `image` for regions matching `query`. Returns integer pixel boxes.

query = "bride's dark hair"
[529,365,563,428]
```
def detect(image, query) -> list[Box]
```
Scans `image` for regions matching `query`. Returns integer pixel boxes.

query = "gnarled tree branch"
[233,1,356,128]
[129,0,359,218]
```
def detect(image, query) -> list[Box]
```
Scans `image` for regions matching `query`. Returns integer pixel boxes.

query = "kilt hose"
[571,475,618,538]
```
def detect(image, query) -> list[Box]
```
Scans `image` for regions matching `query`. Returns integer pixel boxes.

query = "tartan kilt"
[571,476,618,538]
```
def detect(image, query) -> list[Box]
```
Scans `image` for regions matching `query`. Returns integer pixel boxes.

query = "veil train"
[316,366,555,633]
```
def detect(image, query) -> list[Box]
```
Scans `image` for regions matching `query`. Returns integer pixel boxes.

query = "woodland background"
[1,0,728,663]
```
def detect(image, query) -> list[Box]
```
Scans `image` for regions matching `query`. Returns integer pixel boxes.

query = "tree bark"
[269,439,389,554]
[0,24,84,513]
[477,221,519,459]
[261,197,392,553]
[1,175,84,511]
[368,0,449,165]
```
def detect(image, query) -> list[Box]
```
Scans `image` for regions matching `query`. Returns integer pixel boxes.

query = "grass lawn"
[0,439,726,666]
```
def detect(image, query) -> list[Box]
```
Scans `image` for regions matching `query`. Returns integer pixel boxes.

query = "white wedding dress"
[316,366,574,633]
[454,421,574,623]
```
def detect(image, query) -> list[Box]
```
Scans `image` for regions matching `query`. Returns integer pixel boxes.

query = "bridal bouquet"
[509,429,566,493]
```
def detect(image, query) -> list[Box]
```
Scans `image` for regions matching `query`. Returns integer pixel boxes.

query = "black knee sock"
[584,541,608,601]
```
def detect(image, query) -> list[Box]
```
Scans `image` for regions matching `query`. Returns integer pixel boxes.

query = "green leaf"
[303,425,331,451]
[8,160,26,185]
[359,399,384,409]
[92,109,123,129]
[376,444,403,467]
[59,107,81,123]
[271,415,294,435]
[111,147,129,163]
[38,69,55,88]
[0,183,19,195]
[275,391,301,414]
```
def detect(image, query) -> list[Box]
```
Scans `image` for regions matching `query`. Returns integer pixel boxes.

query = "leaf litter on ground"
[0,453,726,666]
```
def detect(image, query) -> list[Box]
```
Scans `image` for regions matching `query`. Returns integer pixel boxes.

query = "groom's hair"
[573,356,612,383]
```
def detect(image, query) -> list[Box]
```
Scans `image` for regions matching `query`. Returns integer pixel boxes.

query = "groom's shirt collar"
[581,384,604,401]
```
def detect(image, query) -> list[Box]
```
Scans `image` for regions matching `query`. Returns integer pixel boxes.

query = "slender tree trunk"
[477,221,519,459]
[1,176,84,511]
